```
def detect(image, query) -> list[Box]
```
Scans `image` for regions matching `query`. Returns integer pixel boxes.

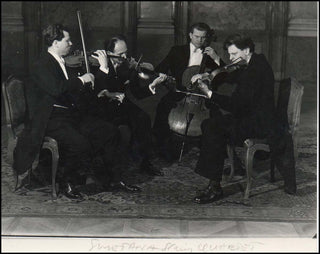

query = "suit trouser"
[195,108,272,182]
[46,108,124,184]
[195,110,231,182]
[105,100,154,162]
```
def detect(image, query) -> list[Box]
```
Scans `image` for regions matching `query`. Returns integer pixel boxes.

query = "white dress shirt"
[48,50,75,108]
[188,43,204,67]
[48,50,69,80]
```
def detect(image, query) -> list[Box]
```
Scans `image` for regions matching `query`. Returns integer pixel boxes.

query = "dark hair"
[42,24,67,46]
[188,22,217,42]
[104,34,127,52]
[223,34,255,53]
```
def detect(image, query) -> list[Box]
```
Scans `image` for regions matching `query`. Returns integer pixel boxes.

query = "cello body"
[168,65,210,137]
[167,58,248,137]
[168,93,209,137]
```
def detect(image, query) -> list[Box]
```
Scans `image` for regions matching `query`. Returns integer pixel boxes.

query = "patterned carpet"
[1,124,317,222]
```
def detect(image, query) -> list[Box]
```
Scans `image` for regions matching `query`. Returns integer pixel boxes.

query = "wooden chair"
[2,75,59,200]
[227,77,304,200]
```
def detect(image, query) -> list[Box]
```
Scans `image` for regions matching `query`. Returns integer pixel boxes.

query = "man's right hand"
[191,73,209,84]
[80,73,95,84]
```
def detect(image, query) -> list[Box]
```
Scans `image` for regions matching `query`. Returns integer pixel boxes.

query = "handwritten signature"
[89,239,264,252]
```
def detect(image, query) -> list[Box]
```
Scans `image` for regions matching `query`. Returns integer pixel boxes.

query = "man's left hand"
[92,50,108,69]
[203,47,220,64]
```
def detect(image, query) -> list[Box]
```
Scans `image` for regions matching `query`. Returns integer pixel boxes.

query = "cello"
[168,54,247,161]
[168,47,211,138]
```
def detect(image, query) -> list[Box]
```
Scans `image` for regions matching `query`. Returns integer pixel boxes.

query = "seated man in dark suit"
[13,24,140,199]
[153,22,224,162]
[192,34,276,204]
[93,35,167,176]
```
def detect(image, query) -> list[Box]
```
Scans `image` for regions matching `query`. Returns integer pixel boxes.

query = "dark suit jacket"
[209,53,276,140]
[13,52,83,174]
[155,44,224,90]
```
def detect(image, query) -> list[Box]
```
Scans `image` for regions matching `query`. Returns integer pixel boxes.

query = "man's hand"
[191,73,209,84]
[91,50,108,69]
[203,46,220,64]
[97,89,125,104]
[197,80,212,98]
[149,73,167,91]
[110,92,125,104]
[80,73,95,84]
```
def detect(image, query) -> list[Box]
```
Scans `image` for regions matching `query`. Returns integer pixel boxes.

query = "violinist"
[152,22,224,162]
[13,24,98,199]
[93,35,166,176]
[192,34,277,204]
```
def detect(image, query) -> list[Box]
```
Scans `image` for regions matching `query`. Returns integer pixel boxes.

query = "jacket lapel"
[181,44,190,68]
[46,52,68,81]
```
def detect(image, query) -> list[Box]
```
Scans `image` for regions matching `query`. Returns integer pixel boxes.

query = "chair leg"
[27,168,32,185]
[226,145,235,181]
[270,159,275,183]
[51,151,59,200]
[244,147,255,200]
[43,145,59,200]
[29,153,40,185]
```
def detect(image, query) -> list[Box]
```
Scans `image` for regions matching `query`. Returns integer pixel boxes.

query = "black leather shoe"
[110,181,141,192]
[61,182,83,200]
[140,160,164,176]
[194,187,223,204]
[284,185,296,195]
[195,185,214,197]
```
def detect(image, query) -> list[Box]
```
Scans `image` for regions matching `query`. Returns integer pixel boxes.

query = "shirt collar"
[48,49,65,64]
[247,53,252,64]
[190,43,201,53]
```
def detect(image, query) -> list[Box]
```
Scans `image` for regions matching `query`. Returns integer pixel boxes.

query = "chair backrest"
[276,77,304,135]
[2,75,26,139]
[287,77,304,137]
[276,77,304,160]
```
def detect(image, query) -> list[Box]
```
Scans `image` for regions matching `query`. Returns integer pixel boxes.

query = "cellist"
[152,22,225,162]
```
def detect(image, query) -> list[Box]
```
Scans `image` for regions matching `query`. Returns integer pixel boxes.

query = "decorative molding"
[288,18,317,37]
[137,1,175,20]
[174,1,189,45]
[122,2,138,56]
[138,27,174,35]
[137,2,175,30]
[266,1,289,81]
[1,15,24,31]
[137,19,174,29]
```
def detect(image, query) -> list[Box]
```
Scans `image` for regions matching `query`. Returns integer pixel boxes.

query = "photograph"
[1,1,318,252]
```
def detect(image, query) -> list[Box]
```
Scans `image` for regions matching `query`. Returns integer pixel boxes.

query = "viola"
[65,50,123,68]
[127,55,176,85]
[198,57,247,90]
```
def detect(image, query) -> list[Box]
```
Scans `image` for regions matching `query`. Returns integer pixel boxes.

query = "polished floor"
[1,82,318,252]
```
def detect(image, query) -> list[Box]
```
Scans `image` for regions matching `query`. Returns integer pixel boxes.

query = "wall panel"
[285,1,317,84]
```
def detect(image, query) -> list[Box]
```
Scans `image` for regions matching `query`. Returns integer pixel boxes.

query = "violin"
[65,50,123,68]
